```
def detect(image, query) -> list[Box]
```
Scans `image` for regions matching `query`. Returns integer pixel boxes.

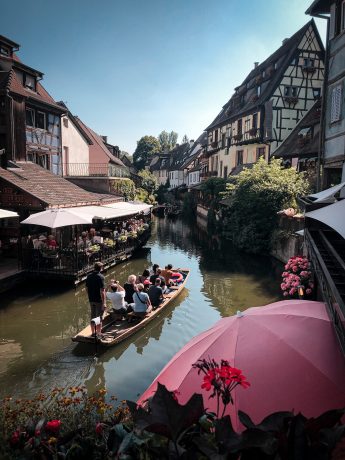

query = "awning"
[305,199,345,239]
[307,182,345,203]
[0,209,19,219]
[20,201,152,228]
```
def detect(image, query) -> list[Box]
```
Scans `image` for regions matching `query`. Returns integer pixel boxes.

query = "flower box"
[284,96,299,105]
[233,134,243,142]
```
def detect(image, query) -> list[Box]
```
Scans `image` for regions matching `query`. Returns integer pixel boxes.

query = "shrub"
[222,158,309,254]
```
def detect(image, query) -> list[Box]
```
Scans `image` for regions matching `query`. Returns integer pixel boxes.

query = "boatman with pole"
[86,262,106,338]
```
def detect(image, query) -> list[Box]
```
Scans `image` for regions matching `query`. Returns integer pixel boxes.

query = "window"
[26,108,35,127]
[24,74,36,91]
[330,84,343,123]
[236,150,243,166]
[252,113,258,129]
[313,88,321,100]
[245,118,251,132]
[221,133,226,148]
[223,166,228,179]
[237,119,242,135]
[291,56,298,65]
[36,111,46,129]
[284,86,298,97]
[257,85,261,97]
[0,46,9,56]
[214,129,218,142]
[303,58,314,69]
[256,147,265,161]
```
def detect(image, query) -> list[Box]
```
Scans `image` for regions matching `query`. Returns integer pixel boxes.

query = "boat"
[72,268,190,347]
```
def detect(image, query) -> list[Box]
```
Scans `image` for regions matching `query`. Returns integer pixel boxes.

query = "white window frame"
[330,84,343,123]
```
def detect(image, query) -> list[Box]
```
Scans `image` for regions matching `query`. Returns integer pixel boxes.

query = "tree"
[111,178,136,200]
[121,151,133,163]
[133,136,161,171]
[158,130,178,151]
[222,158,310,254]
[138,169,158,195]
[182,134,189,144]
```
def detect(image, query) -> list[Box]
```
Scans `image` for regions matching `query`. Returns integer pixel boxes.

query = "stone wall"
[271,215,305,263]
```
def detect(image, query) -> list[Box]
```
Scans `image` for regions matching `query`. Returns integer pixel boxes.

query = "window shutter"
[331,85,343,123]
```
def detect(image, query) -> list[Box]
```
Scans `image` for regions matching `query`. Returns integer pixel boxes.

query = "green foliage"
[156,183,170,205]
[182,192,196,218]
[1,385,344,459]
[223,158,309,254]
[158,130,178,151]
[111,178,136,200]
[135,187,156,205]
[138,169,158,195]
[133,136,161,170]
[200,177,227,203]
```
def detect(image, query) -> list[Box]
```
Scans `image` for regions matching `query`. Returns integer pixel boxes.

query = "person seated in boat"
[37,235,48,250]
[161,264,173,286]
[137,269,150,284]
[150,263,159,277]
[124,274,138,304]
[148,277,164,309]
[106,280,130,317]
[132,283,152,316]
[150,267,164,284]
[143,279,151,293]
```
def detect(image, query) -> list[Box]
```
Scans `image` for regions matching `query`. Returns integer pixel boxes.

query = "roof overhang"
[306,0,330,15]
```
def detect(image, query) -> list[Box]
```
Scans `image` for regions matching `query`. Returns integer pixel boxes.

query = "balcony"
[200,170,218,179]
[63,163,130,178]
[233,134,243,143]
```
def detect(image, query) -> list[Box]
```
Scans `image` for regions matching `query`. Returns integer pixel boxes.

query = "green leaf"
[127,383,204,442]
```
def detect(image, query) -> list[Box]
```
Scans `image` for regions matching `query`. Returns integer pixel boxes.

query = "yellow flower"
[48,437,57,445]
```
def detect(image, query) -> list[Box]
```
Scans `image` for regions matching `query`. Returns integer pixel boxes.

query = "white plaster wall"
[61,116,89,175]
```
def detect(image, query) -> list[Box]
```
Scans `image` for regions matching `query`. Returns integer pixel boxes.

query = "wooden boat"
[72,269,190,347]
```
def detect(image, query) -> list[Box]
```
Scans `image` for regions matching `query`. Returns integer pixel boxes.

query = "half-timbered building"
[0,35,65,172]
[307,0,345,188]
[205,20,325,177]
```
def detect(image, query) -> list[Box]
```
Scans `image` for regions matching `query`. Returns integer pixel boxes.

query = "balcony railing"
[63,163,130,178]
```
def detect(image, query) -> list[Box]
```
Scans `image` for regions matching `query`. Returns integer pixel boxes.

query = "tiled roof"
[0,67,65,112]
[206,20,322,130]
[0,162,120,208]
[274,99,321,159]
[168,143,191,171]
[230,163,255,176]
[74,118,125,167]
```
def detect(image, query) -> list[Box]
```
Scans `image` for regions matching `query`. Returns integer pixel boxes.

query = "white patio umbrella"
[0,209,19,219]
[305,199,345,239]
[20,208,93,229]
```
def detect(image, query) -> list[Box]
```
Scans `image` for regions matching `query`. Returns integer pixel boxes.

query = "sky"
[1,0,326,154]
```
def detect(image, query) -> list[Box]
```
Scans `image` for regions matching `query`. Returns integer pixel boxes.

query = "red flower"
[95,422,103,435]
[46,420,61,433]
[201,369,216,391]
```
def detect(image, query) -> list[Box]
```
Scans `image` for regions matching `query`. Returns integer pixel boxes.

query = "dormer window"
[0,46,10,56]
[257,85,261,97]
[24,74,36,91]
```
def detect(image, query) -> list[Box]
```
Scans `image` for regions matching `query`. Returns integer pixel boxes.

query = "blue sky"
[1,0,326,154]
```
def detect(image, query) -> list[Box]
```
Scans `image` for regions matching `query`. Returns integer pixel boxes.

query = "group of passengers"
[105,263,182,320]
[86,261,183,338]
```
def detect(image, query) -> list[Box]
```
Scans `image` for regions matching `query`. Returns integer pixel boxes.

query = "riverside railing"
[21,229,150,283]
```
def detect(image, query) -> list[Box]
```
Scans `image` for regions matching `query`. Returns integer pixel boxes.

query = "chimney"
[189,139,194,147]
[101,135,108,143]
[282,38,289,45]
[254,62,259,68]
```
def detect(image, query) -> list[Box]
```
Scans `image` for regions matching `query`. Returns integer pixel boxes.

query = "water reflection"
[0,217,282,401]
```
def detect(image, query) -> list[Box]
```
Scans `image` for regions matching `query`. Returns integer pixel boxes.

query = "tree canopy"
[138,169,158,195]
[133,136,161,171]
[158,130,178,151]
[222,158,309,253]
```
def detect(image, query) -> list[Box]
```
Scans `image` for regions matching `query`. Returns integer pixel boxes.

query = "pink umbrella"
[138,300,345,432]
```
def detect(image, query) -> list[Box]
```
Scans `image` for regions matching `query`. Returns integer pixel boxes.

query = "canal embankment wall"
[196,207,305,263]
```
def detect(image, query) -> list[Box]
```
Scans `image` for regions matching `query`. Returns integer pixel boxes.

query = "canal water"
[0,217,282,403]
